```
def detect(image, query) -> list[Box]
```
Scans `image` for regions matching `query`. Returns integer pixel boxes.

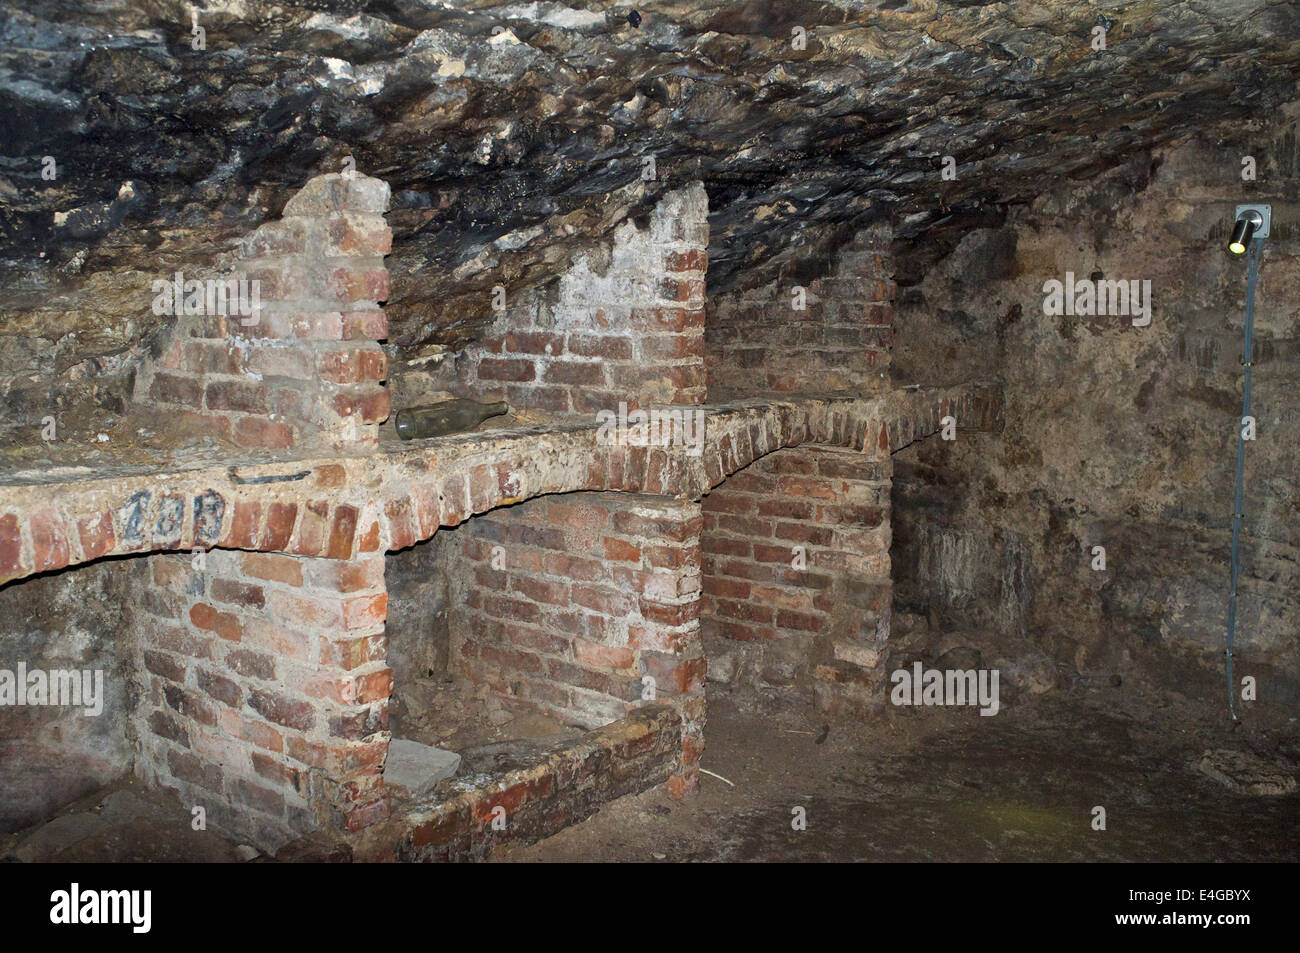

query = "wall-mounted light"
[1223,201,1272,722]
[1228,205,1270,254]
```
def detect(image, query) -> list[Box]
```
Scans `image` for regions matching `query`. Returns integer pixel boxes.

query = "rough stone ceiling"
[1,0,1297,359]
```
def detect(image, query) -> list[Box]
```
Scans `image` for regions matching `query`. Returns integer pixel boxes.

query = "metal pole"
[1225,237,1261,722]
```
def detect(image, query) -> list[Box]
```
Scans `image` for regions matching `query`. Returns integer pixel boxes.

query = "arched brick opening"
[700,442,893,718]
[694,390,1003,719]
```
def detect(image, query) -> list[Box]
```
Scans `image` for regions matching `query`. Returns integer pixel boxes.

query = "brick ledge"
[0,384,1000,585]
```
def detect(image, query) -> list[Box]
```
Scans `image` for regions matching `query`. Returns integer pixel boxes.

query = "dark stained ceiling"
[2,0,1297,361]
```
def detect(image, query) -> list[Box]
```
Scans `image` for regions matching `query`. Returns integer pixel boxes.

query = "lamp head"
[1229,205,1270,255]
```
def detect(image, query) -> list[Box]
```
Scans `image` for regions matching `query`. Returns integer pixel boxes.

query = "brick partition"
[706,225,895,399]
[135,173,392,451]
[435,184,708,414]
[0,380,994,855]
[453,492,705,794]
[0,161,1006,859]
[130,547,392,849]
[701,443,894,717]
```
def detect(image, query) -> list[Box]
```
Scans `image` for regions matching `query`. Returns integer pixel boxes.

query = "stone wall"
[0,560,138,832]
[891,115,1300,693]
[385,531,455,689]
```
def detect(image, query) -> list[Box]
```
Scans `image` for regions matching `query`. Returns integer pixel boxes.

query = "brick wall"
[452,491,705,793]
[427,184,708,416]
[701,444,893,717]
[0,158,1001,858]
[129,546,392,850]
[706,225,895,399]
[135,173,392,451]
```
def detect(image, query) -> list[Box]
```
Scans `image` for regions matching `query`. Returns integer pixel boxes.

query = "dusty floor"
[494,676,1300,863]
[4,669,1295,863]
[0,775,247,863]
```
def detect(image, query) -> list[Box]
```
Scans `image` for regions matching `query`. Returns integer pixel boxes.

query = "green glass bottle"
[394,399,509,440]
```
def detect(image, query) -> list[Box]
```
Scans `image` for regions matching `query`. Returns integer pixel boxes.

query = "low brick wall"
[350,704,683,862]
[135,173,392,452]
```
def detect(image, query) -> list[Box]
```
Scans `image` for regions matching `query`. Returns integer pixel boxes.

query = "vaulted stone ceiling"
[2,0,1297,369]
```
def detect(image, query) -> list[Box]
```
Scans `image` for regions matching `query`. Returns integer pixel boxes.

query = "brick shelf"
[0,385,1000,587]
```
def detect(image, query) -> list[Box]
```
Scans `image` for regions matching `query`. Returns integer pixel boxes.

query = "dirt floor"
[0,775,248,863]
[494,676,1300,863]
[4,667,1296,863]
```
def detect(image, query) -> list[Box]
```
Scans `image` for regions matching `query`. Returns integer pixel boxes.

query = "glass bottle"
[394,399,509,440]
